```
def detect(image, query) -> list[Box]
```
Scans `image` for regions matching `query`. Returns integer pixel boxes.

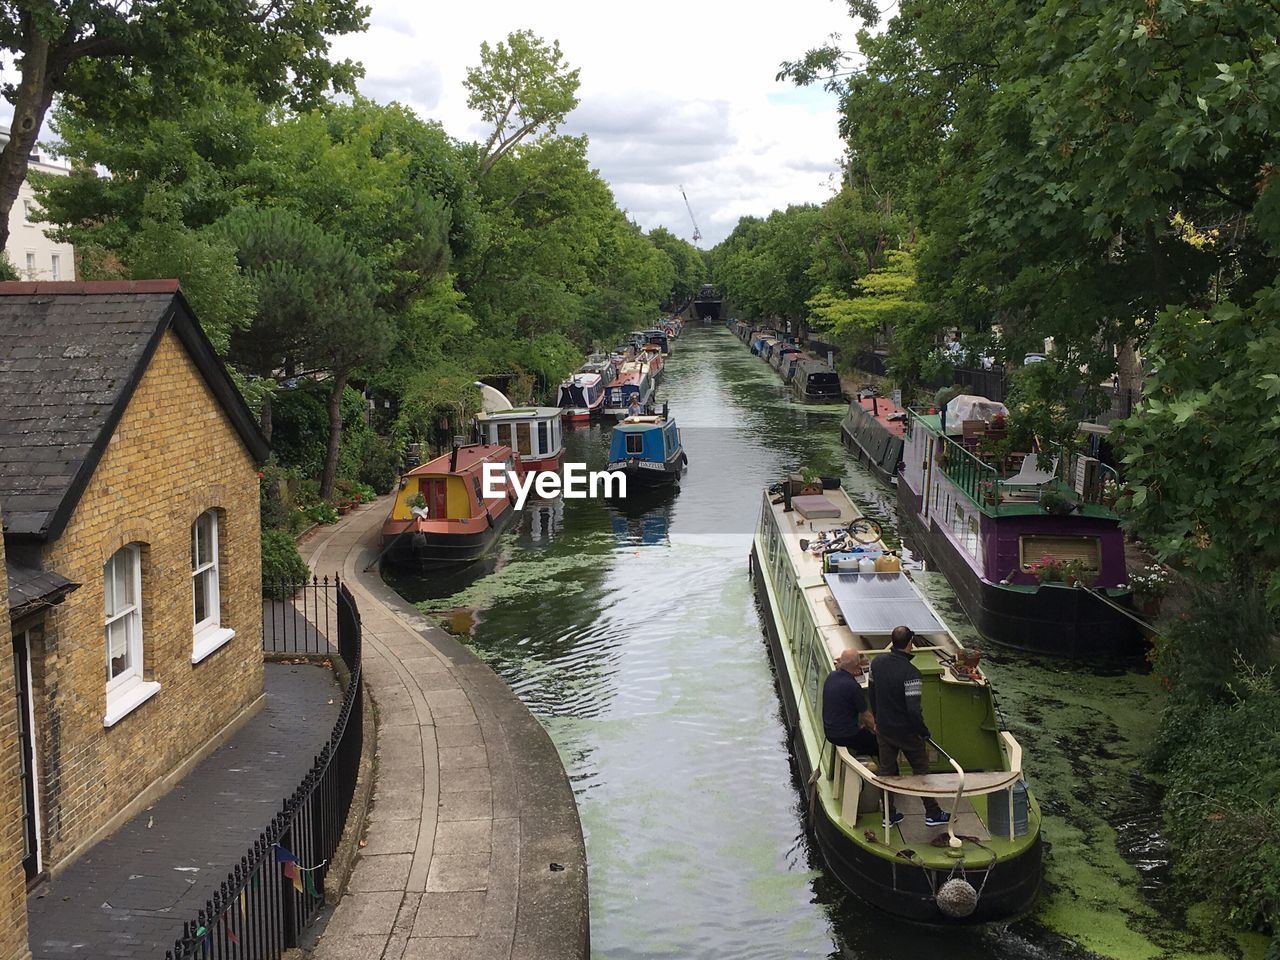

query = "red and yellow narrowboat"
[381,444,522,565]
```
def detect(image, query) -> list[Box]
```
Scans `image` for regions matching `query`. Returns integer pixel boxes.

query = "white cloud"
[332,0,856,246]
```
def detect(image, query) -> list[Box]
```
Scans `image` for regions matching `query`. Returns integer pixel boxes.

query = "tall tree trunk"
[259,392,274,444]
[319,368,350,501]
[0,33,55,255]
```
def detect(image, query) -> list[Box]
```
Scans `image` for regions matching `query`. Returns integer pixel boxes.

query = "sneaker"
[888,811,904,826]
[924,811,951,827]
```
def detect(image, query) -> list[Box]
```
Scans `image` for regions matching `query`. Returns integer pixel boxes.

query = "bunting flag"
[274,844,325,897]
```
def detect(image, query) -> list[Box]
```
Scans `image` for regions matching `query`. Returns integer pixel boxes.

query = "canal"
[385,326,1264,960]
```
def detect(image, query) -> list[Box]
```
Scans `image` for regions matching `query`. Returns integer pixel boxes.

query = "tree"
[647,226,705,308]
[218,207,392,499]
[808,248,925,355]
[0,0,366,250]
[465,30,580,176]
[1116,285,1280,602]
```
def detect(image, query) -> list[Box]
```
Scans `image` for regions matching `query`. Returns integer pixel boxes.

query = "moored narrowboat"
[382,444,521,564]
[556,371,605,423]
[792,358,843,403]
[606,412,687,484]
[897,399,1142,656]
[475,407,564,475]
[841,392,906,486]
[751,480,1042,921]
[603,360,655,416]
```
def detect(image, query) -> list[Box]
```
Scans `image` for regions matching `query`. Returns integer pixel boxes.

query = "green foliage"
[305,502,339,525]
[647,226,705,306]
[466,30,581,175]
[0,253,18,281]
[271,382,330,476]
[124,216,256,354]
[1004,359,1103,454]
[1117,287,1280,594]
[808,249,924,351]
[261,529,310,596]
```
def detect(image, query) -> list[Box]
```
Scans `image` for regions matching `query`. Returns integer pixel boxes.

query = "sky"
[327,0,858,248]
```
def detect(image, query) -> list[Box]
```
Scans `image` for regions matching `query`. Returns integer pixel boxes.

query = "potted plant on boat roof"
[1039,488,1076,516]
[1063,557,1089,588]
[1101,476,1120,508]
[798,466,823,495]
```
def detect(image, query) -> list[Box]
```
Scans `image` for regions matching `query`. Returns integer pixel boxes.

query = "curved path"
[302,499,589,960]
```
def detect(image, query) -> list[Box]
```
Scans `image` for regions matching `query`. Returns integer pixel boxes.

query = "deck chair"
[999,453,1059,502]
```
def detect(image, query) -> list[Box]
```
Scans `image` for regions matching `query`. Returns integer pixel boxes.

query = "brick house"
[0,281,269,956]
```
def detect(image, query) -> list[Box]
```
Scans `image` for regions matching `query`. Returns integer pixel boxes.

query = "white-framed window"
[50,254,59,281]
[103,544,159,726]
[191,510,234,663]
[22,199,33,223]
[24,252,34,278]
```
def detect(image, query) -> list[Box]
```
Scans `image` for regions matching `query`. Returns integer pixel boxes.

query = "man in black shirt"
[822,650,878,756]
[869,625,949,827]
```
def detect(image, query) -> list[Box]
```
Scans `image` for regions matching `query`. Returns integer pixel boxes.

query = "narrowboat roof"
[563,371,602,386]
[615,415,672,431]
[475,406,562,422]
[406,443,513,477]
[795,358,837,375]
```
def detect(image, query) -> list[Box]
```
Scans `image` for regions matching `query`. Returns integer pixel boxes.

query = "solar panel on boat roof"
[822,573,946,634]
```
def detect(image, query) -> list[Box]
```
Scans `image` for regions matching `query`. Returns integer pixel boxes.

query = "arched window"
[192,510,220,632]
[192,510,234,663]
[103,543,159,726]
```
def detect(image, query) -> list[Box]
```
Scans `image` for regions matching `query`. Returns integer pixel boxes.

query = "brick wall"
[0,535,32,960]
[35,328,264,870]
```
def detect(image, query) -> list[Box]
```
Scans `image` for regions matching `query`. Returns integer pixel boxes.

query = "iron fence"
[262,577,338,656]
[166,581,363,959]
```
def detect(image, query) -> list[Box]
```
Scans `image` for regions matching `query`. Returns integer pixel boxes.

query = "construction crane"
[680,185,702,244]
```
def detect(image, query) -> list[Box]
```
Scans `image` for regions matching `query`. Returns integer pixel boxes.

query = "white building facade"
[0,139,76,282]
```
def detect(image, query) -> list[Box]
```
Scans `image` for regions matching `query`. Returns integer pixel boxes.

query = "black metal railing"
[262,577,338,655]
[166,582,363,959]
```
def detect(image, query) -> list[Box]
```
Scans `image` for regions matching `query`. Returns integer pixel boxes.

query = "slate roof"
[0,281,270,542]
[5,561,77,619]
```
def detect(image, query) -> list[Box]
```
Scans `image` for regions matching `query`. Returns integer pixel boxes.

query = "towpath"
[300,499,588,960]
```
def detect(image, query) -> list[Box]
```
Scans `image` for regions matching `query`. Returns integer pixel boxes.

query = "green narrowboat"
[750,480,1043,922]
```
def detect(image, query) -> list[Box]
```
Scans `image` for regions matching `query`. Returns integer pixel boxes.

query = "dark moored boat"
[841,393,906,486]
[792,358,843,403]
[897,400,1143,657]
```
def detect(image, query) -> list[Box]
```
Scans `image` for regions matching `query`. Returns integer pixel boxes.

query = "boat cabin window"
[537,420,549,455]
[516,421,532,456]
[1019,535,1100,572]
[625,433,644,455]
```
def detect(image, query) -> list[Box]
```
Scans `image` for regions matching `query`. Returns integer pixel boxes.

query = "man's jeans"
[877,730,943,819]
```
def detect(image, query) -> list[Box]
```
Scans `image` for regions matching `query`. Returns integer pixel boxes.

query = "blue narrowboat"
[606,413,687,485]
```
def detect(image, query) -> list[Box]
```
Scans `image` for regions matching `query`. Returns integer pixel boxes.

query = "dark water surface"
[384,327,1263,960]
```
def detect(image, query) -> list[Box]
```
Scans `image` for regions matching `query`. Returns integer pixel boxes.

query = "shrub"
[261,529,309,598]
[359,434,402,494]
[1162,666,1280,933]
[306,502,339,525]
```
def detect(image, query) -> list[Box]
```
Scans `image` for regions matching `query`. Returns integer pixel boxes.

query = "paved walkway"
[27,663,341,959]
[301,499,588,960]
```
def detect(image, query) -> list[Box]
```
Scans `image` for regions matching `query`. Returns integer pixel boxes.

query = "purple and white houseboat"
[896,400,1142,657]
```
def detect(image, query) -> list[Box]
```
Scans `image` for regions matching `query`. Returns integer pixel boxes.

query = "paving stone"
[440,767,491,794]
[310,933,393,960]
[424,855,489,893]
[433,819,492,856]
[402,936,510,960]
[327,891,406,935]
[434,723,483,749]
[436,790,492,823]
[348,854,414,893]
[411,891,486,937]
[361,818,422,856]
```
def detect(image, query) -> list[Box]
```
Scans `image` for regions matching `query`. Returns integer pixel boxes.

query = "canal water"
[384,326,1264,960]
